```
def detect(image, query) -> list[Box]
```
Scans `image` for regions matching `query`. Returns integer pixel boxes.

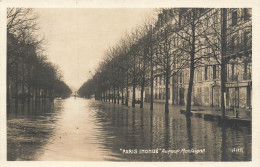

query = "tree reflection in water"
[7,100,57,160]
[186,115,195,161]
[90,101,251,161]
[221,121,227,161]
[164,112,170,161]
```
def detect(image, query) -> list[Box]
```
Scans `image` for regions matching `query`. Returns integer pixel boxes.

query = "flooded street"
[7,97,251,161]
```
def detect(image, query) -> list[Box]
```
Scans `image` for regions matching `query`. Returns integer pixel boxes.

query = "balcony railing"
[243,73,251,80]
[227,75,238,82]
[227,73,251,82]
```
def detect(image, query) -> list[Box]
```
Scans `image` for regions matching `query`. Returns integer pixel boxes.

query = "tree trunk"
[126,74,129,106]
[44,89,47,103]
[121,86,124,105]
[105,89,108,102]
[165,67,169,114]
[15,62,19,112]
[22,81,25,105]
[140,61,146,108]
[27,67,31,105]
[27,85,30,104]
[117,86,120,104]
[37,88,40,102]
[186,15,196,116]
[220,8,227,119]
[186,55,195,115]
[109,89,111,102]
[49,89,53,102]
[111,88,114,103]
[132,82,136,107]
[132,52,136,108]
[21,64,25,105]
[140,84,144,108]
[165,38,170,114]
[150,48,154,110]
[113,86,116,104]
[172,73,176,105]
[34,88,37,105]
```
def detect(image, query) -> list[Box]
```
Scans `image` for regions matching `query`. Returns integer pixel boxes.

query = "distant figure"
[74,91,77,100]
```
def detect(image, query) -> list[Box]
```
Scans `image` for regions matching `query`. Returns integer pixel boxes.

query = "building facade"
[143,8,252,109]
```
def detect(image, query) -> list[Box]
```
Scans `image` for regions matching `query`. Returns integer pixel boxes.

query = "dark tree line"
[7,8,72,110]
[78,79,95,98]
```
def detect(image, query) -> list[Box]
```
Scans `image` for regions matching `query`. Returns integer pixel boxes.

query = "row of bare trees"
[7,8,72,111]
[78,8,252,118]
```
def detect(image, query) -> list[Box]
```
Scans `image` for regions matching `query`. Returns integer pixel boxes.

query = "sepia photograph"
[1,0,260,166]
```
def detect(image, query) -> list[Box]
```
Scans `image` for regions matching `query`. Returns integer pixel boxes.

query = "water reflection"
[163,112,170,161]
[221,123,227,161]
[186,116,195,161]
[7,100,57,160]
[7,98,251,161]
[90,101,251,161]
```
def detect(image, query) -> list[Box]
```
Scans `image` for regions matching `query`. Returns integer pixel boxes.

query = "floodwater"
[7,97,251,161]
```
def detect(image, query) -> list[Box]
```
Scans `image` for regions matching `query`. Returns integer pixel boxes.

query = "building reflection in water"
[90,101,251,161]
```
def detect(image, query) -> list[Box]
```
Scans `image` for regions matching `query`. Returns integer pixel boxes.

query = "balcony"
[243,73,251,80]
[228,75,238,82]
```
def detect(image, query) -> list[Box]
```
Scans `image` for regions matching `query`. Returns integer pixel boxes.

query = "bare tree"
[168,8,211,115]
[200,8,252,118]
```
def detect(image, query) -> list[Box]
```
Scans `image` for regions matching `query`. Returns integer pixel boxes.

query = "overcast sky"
[36,8,155,91]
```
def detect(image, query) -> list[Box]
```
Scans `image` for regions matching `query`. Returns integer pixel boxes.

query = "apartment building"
[143,8,252,109]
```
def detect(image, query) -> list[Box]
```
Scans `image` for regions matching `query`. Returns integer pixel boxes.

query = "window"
[213,12,218,23]
[244,31,249,44]
[169,9,174,17]
[243,62,251,80]
[231,64,234,76]
[243,8,251,21]
[244,62,248,74]
[232,10,237,26]
[159,14,163,26]
[199,8,206,14]
[244,31,250,50]
[187,12,191,22]
[180,72,183,83]
[231,64,235,81]
[197,68,202,82]
[226,88,229,106]
[204,87,209,104]
[163,75,165,85]
[213,65,217,80]
[231,36,238,52]
[231,37,234,51]
[205,66,208,80]
[179,13,182,26]
[216,65,220,79]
